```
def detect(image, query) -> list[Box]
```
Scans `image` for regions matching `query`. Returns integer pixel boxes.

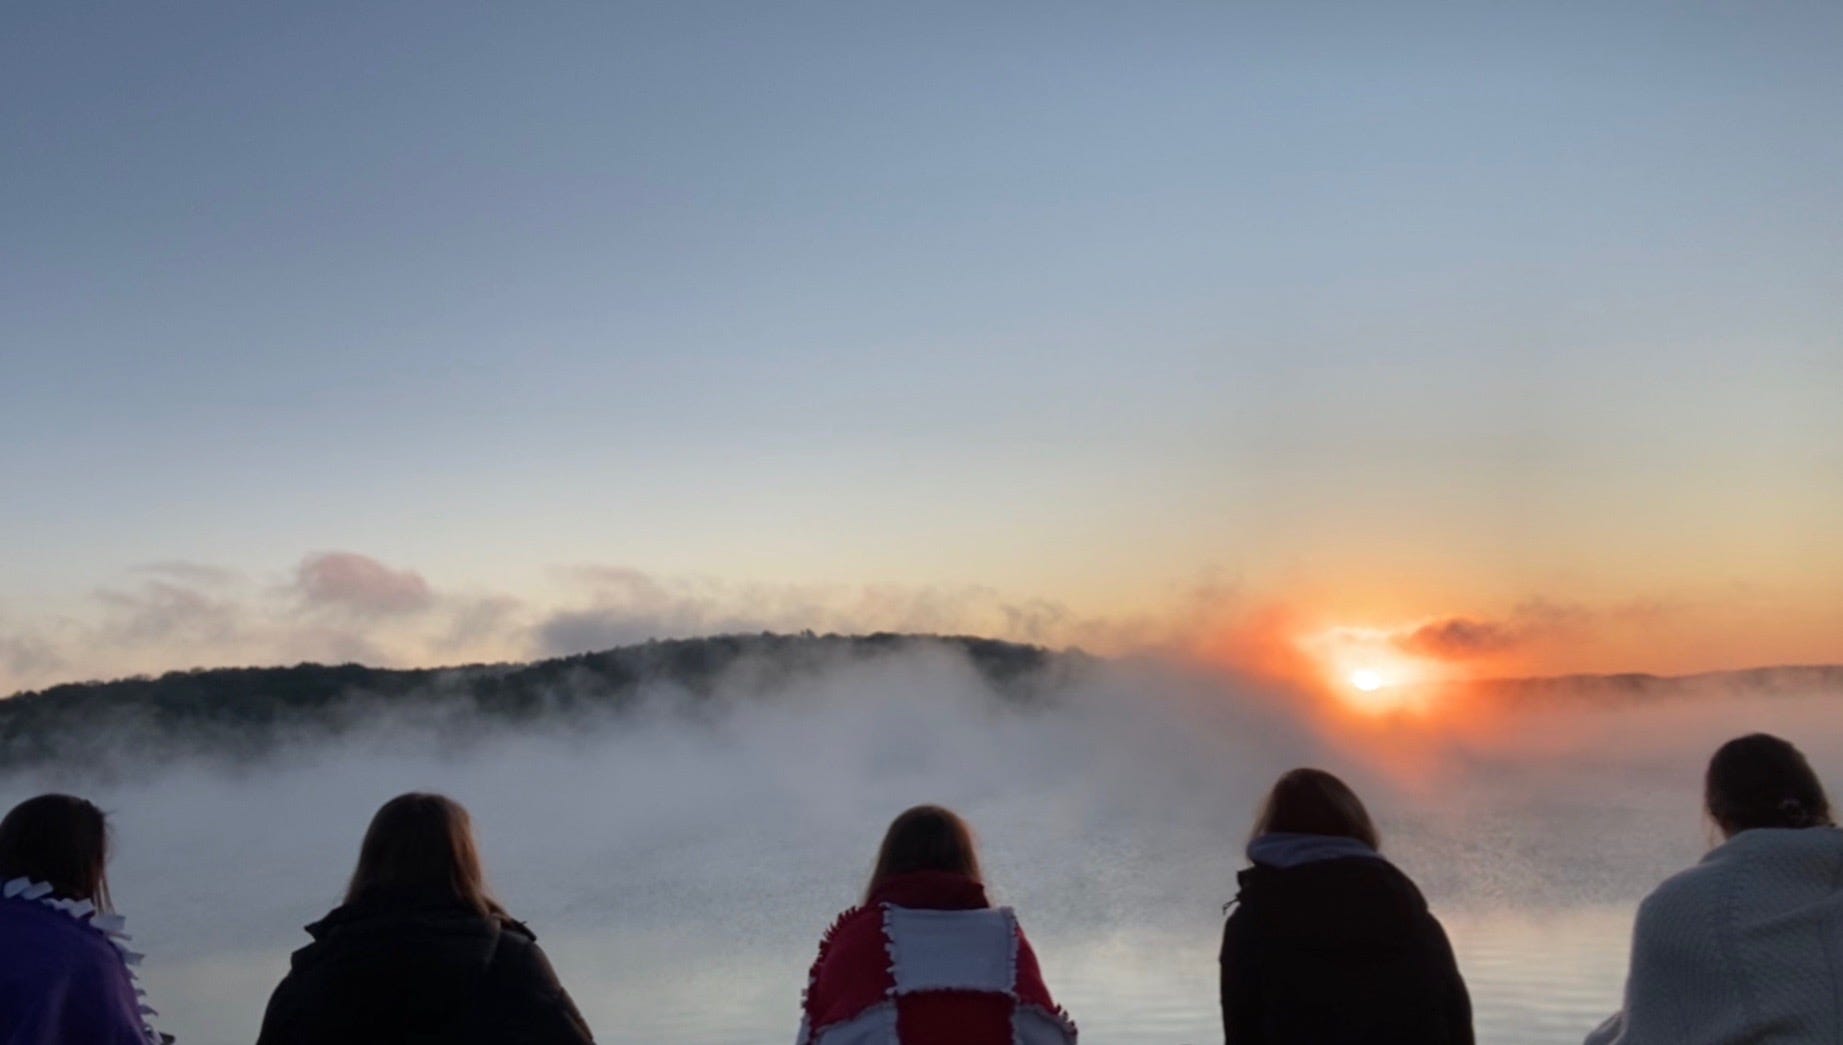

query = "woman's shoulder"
[0,894,146,1034]
[803,906,894,1032]
[307,896,508,936]
[1239,855,1425,907]
[490,912,540,944]
[1230,857,1440,951]
[290,899,512,974]
[1633,840,1762,932]
[1706,825,1843,870]
[810,904,885,964]
[1645,827,1843,919]
[0,895,127,965]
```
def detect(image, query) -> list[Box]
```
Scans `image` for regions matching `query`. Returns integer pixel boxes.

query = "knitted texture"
[1586,827,1843,1044]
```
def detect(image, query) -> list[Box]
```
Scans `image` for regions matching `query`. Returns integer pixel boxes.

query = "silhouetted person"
[1220,768,1473,1044]
[798,805,1076,1044]
[255,793,593,1045]
[0,793,164,1045]
[1586,733,1843,1044]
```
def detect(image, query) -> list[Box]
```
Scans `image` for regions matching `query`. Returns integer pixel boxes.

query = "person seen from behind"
[0,794,165,1045]
[255,792,593,1045]
[1585,732,1843,1044]
[798,804,1076,1044]
[1221,768,1473,1044]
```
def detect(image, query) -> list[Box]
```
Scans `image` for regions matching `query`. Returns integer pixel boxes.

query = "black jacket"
[1219,856,1472,1045]
[255,891,594,1045]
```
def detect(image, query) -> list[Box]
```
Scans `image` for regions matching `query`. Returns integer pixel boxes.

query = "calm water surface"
[144,906,1630,1043]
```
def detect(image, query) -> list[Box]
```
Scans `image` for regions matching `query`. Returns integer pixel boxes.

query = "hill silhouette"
[5,633,1839,773]
[0,632,1060,772]
[1471,664,1843,704]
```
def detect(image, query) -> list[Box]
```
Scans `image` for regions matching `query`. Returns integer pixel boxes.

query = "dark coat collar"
[305,886,524,940]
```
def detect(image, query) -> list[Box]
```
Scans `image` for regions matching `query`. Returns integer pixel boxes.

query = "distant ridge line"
[1470,663,1843,699]
[0,632,1066,772]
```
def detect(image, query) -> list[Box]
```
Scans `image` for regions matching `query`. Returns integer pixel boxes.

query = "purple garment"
[0,896,146,1045]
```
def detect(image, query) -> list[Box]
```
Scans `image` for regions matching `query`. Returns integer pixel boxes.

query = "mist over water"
[6,643,1841,1044]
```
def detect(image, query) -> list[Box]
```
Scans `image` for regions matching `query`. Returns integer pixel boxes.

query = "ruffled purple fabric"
[0,887,155,1045]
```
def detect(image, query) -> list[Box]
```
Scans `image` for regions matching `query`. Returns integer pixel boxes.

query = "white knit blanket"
[1586,826,1843,1044]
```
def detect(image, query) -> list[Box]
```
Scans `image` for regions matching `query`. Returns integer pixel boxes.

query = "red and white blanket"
[799,871,1078,1045]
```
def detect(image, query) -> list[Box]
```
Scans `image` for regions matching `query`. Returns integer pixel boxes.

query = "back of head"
[0,794,110,909]
[1706,733,1834,837]
[346,793,501,917]
[865,805,981,903]
[1252,768,1381,850]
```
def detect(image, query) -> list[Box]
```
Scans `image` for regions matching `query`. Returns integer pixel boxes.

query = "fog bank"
[4,642,1839,1043]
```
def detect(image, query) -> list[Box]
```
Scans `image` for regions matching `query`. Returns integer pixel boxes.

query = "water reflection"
[143,908,1629,1043]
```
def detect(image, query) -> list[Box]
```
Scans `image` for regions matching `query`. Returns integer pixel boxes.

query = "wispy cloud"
[132,560,241,587]
[95,578,242,647]
[0,630,64,690]
[1393,599,1593,662]
[0,554,1254,693]
[0,552,1742,697]
[293,552,434,616]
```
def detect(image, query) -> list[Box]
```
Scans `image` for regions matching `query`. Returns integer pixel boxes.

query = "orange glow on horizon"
[1291,625,1443,716]
[1180,599,1543,728]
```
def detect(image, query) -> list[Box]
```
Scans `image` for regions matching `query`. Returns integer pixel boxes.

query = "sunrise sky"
[4,2,1840,693]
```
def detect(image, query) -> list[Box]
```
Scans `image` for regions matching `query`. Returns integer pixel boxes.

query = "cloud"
[3,553,464,685]
[12,555,1241,690]
[438,595,527,655]
[293,552,434,616]
[0,632,64,690]
[7,550,1714,694]
[132,561,240,587]
[95,578,242,646]
[1395,617,1521,659]
[1393,599,1593,661]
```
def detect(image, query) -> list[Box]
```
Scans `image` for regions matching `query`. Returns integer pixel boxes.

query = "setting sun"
[1291,625,1455,716]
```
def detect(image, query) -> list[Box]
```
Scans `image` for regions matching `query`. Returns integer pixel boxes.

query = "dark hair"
[864,805,981,903]
[1251,767,1381,850]
[0,794,111,910]
[1706,733,1833,836]
[345,793,503,917]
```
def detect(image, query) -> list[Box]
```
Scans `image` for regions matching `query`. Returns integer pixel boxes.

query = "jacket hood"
[1248,831,1385,869]
[1235,850,1429,950]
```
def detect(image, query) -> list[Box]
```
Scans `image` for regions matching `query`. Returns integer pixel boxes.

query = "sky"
[3,1,1840,693]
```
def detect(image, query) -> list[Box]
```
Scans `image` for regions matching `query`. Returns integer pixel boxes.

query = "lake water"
[136,905,1631,1043]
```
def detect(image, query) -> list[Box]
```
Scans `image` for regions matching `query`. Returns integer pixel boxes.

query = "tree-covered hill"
[1472,664,1843,704]
[0,633,1061,771]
